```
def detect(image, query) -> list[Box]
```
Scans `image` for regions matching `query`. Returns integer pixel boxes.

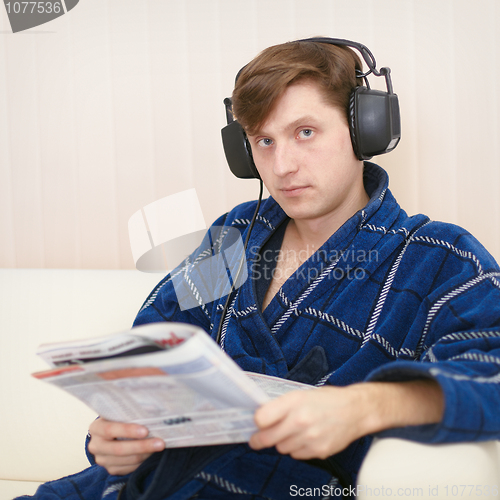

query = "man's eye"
[298,129,313,138]
[258,138,273,147]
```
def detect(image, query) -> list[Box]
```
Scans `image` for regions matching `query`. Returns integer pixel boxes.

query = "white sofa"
[0,269,498,500]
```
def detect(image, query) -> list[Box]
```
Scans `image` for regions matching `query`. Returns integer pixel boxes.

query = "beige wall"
[1,0,499,269]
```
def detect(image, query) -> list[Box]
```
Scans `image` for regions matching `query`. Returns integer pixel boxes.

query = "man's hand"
[88,418,165,475]
[249,385,372,460]
[249,380,444,460]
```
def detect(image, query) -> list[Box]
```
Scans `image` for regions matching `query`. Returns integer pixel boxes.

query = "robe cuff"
[363,361,496,444]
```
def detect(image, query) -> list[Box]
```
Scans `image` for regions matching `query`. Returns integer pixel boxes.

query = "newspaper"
[33,322,313,448]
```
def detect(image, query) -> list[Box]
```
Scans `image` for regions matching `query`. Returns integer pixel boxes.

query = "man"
[30,39,500,498]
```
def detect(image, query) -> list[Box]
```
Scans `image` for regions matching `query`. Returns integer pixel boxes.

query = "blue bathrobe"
[21,163,500,499]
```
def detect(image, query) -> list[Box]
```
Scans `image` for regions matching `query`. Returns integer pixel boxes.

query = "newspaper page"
[33,322,314,448]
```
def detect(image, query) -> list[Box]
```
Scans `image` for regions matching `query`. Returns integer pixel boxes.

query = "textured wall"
[1,0,499,269]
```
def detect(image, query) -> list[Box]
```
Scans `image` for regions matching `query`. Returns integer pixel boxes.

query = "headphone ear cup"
[348,88,364,161]
[221,121,261,179]
[349,86,401,161]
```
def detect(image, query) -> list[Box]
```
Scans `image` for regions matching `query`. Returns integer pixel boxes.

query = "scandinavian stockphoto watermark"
[128,189,248,312]
[128,188,208,275]
[170,224,248,311]
[2,0,79,33]
[250,245,378,283]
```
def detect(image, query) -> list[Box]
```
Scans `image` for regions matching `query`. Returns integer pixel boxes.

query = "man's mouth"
[279,185,309,197]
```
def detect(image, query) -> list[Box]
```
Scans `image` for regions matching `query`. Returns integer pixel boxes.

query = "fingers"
[88,419,165,476]
[89,428,164,458]
[89,418,149,440]
[253,391,299,429]
[249,387,353,459]
[250,404,319,452]
[251,420,335,460]
[250,392,304,450]
[92,448,156,476]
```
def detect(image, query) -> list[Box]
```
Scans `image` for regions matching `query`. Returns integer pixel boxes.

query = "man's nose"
[273,142,298,177]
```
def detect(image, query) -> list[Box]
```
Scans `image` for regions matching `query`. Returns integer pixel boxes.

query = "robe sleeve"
[366,236,500,443]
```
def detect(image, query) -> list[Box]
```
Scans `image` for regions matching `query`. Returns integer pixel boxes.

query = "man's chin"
[279,205,318,222]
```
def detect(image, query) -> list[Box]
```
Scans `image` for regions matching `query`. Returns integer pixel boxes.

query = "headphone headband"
[296,37,378,77]
[296,37,395,94]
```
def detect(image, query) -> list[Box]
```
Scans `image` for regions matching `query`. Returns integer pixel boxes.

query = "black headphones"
[221,37,401,179]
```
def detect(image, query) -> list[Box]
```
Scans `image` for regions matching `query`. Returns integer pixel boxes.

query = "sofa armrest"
[357,438,500,497]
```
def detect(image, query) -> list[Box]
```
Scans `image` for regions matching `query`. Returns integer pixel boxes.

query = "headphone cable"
[215,179,264,345]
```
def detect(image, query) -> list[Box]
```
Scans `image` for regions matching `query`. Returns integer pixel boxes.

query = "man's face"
[246,80,366,229]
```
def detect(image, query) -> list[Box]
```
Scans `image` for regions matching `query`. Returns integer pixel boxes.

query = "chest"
[261,231,317,311]
[262,251,298,310]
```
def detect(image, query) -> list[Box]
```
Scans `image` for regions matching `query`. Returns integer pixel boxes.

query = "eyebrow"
[251,115,319,137]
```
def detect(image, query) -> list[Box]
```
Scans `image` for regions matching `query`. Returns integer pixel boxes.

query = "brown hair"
[231,40,363,135]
